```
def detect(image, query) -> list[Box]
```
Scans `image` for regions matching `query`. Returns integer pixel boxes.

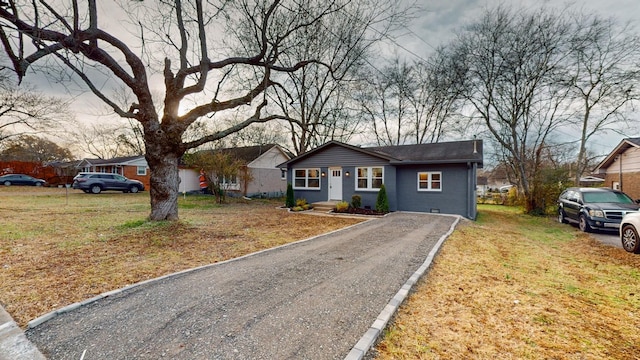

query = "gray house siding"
[282,140,482,219]
[395,164,471,216]
[288,145,392,204]
[290,145,389,168]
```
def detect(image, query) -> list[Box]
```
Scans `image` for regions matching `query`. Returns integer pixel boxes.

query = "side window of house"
[356,166,384,190]
[293,169,321,189]
[137,166,147,176]
[418,172,442,191]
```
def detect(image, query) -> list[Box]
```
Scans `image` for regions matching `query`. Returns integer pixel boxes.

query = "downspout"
[619,154,623,191]
[467,162,472,219]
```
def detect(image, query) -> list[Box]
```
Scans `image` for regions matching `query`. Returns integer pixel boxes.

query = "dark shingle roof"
[280,140,483,167]
[197,144,284,164]
[369,140,483,164]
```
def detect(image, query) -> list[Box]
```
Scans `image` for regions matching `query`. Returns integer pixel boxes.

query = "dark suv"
[558,187,640,232]
[72,172,145,194]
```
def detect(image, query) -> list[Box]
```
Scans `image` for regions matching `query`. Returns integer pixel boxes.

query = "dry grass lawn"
[0,187,362,327]
[375,205,640,359]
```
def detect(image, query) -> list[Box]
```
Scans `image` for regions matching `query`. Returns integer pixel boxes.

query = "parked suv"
[558,187,640,232]
[72,172,145,194]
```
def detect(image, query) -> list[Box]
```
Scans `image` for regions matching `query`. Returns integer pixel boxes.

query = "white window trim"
[355,166,384,191]
[137,166,147,176]
[417,171,442,192]
[293,168,321,190]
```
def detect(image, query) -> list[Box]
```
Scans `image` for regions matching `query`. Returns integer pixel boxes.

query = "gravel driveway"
[26,212,456,360]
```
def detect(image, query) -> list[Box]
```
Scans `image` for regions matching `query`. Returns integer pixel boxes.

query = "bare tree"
[356,55,464,146]
[566,13,640,184]
[0,0,385,220]
[357,59,414,146]
[411,47,467,144]
[0,78,72,144]
[268,0,409,155]
[70,120,144,159]
[452,6,574,214]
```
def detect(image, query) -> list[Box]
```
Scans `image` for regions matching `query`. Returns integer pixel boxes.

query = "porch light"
[345,171,350,177]
[321,171,326,177]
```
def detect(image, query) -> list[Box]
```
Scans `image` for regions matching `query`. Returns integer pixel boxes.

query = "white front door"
[328,167,343,200]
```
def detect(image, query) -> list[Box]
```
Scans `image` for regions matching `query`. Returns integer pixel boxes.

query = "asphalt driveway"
[25,212,457,360]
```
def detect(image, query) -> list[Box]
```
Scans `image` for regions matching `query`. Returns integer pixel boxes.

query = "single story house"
[278,140,483,219]
[179,144,291,197]
[593,137,640,199]
[76,155,151,189]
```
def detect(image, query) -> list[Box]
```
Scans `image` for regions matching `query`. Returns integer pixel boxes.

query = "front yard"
[375,205,640,359]
[0,187,362,327]
[2,188,639,359]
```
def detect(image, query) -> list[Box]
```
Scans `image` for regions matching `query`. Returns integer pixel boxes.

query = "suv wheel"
[90,185,102,194]
[621,225,640,253]
[558,209,568,224]
[578,214,592,232]
[129,185,140,193]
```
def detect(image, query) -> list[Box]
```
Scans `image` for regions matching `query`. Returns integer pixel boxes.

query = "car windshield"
[582,191,634,204]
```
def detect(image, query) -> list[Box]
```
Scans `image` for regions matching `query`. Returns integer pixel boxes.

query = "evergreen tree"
[376,184,389,213]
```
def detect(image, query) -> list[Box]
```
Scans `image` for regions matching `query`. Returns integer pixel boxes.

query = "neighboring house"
[593,137,640,199]
[76,155,151,189]
[278,140,483,219]
[180,144,291,197]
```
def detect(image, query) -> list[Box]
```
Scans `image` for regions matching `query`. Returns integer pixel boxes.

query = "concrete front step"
[311,201,340,212]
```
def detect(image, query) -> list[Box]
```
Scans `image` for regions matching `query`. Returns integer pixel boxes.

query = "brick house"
[76,156,151,189]
[593,137,640,200]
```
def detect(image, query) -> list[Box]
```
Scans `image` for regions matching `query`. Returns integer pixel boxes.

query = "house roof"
[191,144,290,164]
[593,137,640,173]
[78,155,146,167]
[280,140,483,167]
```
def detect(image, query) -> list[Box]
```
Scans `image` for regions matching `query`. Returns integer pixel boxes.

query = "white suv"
[620,212,640,253]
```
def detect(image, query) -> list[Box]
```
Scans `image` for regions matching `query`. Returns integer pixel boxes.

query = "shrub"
[335,201,349,212]
[296,198,307,207]
[291,206,303,212]
[376,184,389,213]
[285,183,295,208]
[351,195,362,209]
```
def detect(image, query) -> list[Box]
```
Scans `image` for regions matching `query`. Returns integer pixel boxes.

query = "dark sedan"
[0,173,47,186]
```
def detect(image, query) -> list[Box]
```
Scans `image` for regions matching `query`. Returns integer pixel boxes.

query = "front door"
[328,167,343,200]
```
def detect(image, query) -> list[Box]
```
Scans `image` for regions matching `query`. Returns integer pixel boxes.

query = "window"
[281,169,287,180]
[221,175,240,190]
[356,166,384,190]
[293,168,321,189]
[418,172,442,191]
[137,166,147,176]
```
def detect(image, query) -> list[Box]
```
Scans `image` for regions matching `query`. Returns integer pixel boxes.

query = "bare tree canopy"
[0,75,72,144]
[441,5,640,214]
[566,12,640,184]
[451,5,575,213]
[356,55,465,146]
[0,0,403,220]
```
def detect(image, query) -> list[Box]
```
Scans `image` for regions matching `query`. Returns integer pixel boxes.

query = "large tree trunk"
[145,134,183,221]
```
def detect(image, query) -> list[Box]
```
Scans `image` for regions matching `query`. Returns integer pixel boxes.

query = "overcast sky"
[21,0,640,154]
[387,0,640,153]
[397,0,640,61]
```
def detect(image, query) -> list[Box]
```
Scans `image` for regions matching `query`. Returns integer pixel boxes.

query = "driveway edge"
[344,213,461,360]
